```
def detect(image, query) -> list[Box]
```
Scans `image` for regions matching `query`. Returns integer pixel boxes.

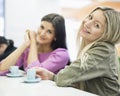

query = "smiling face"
[36,21,56,47]
[80,9,106,44]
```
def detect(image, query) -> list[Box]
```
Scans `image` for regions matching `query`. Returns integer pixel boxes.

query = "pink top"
[0,48,69,75]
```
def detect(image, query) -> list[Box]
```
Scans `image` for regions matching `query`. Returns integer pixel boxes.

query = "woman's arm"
[36,67,54,80]
[26,48,69,73]
[27,31,38,65]
[0,31,30,71]
[54,42,113,87]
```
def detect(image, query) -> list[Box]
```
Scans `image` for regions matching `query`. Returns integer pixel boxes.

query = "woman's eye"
[95,23,100,28]
[40,25,44,29]
[47,30,52,34]
[88,15,92,20]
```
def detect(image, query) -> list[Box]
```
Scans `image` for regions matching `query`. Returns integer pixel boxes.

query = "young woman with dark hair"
[41,13,67,50]
[0,13,70,75]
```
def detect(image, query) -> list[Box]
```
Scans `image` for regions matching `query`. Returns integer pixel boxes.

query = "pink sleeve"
[26,48,69,73]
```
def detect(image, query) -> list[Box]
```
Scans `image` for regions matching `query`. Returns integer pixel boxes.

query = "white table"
[0,75,98,96]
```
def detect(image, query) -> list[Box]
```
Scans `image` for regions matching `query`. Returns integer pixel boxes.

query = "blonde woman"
[35,7,120,96]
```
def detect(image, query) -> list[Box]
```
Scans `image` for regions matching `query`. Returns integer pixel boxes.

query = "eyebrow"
[40,24,55,33]
[91,13,105,27]
[47,28,55,32]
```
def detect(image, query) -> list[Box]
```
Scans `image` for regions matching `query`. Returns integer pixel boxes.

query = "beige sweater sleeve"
[54,42,117,87]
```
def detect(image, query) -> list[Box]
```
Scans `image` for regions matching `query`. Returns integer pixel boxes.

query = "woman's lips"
[82,27,90,34]
[40,37,45,40]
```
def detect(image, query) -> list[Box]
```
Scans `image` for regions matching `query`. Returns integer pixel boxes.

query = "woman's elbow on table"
[54,75,71,87]
[0,64,5,71]
[0,63,4,71]
[0,61,9,72]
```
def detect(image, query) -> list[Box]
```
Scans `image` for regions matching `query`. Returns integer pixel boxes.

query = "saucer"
[6,73,23,77]
[24,78,41,83]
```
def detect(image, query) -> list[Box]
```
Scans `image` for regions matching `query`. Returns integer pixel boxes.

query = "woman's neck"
[84,40,93,46]
[37,45,53,53]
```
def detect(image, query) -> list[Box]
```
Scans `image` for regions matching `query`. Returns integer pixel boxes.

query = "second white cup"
[26,69,36,80]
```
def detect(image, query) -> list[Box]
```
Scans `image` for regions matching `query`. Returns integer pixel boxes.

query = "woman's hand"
[34,67,54,80]
[24,29,31,47]
[24,29,37,46]
[29,30,37,44]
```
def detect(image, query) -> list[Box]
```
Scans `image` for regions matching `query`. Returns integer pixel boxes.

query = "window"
[0,0,5,36]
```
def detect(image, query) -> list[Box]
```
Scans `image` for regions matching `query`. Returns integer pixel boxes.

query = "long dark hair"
[41,13,70,65]
[41,13,67,50]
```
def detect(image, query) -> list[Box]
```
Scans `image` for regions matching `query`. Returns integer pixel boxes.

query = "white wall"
[5,0,60,46]
[4,0,82,61]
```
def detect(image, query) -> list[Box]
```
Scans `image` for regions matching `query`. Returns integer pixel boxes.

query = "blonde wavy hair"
[76,6,120,59]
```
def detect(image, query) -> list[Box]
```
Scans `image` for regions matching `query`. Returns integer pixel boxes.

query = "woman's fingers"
[26,29,30,39]
[36,74,41,78]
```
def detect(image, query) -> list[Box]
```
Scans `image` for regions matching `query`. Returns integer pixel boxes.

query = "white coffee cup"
[26,69,36,80]
[10,66,19,75]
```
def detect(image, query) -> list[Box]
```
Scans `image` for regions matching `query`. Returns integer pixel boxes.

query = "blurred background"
[0,0,120,61]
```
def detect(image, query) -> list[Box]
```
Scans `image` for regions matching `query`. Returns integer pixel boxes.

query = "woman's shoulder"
[51,48,69,57]
[92,42,114,49]
[52,48,68,53]
[51,48,70,63]
[89,41,115,54]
